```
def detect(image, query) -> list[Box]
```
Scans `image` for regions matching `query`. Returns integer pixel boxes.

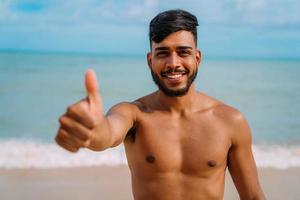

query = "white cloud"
[1,0,299,30]
[0,0,11,18]
[0,0,298,57]
[221,0,300,26]
[145,0,158,8]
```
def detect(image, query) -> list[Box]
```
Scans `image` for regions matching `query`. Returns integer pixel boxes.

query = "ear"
[147,52,152,69]
[196,49,202,67]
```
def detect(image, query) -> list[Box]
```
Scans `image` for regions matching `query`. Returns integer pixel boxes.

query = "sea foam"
[1,139,300,169]
[0,140,127,169]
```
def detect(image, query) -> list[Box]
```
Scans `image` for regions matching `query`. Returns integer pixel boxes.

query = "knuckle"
[55,136,64,147]
[64,145,76,153]
[68,147,79,153]
[55,135,79,153]
[57,129,70,142]
[83,140,91,147]
[67,101,86,115]
[67,105,76,115]
[78,133,89,142]
[77,101,86,110]
[84,130,92,140]
[55,134,63,145]
[89,118,97,128]
[58,116,65,124]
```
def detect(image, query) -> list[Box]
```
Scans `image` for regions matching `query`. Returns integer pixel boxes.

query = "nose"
[166,52,180,69]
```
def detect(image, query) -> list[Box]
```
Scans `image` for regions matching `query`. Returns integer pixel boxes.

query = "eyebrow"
[177,46,193,50]
[154,47,169,51]
[154,46,193,51]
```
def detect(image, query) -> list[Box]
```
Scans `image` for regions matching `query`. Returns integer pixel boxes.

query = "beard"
[150,67,198,97]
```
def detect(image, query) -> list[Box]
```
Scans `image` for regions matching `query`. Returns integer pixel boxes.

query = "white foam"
[0,139,127,169]
[253,145,300,169]
[1,139,300,169]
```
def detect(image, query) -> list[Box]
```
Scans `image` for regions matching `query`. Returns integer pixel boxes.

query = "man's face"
[147,30,201,97]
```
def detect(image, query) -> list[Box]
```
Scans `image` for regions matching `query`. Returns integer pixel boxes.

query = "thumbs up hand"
[55,69,111,152]
[85,69,103,114]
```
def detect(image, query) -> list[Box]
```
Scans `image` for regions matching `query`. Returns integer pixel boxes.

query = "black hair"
[149,9,199,47]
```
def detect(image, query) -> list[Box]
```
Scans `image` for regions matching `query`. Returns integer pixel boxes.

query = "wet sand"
[0,166,299,200]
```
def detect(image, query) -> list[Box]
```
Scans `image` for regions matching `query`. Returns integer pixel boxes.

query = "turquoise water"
[0,51,299,145]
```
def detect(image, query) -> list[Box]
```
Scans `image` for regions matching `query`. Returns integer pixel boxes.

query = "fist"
[55,69,103,152]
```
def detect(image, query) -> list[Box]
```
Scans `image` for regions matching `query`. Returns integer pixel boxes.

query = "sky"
[0,0,299,59]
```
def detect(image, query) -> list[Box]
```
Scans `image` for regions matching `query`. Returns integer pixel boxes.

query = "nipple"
[146,155,155,163]
[207,160,217,167]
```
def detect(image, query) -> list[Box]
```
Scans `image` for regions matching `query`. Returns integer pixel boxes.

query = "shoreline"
[1,166,299,200]
[1,140,300,169]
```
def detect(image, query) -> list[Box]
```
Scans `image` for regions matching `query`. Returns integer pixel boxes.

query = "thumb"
[85,69,102,106]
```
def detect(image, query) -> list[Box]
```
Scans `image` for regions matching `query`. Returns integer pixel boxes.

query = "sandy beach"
[0,166,299,200]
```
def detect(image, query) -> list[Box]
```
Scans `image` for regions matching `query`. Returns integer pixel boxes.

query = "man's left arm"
[227,112,266,200]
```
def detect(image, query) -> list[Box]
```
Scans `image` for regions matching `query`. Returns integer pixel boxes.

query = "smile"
[164,73,183,79]
[162,69,187,80]
[161,71,187,85]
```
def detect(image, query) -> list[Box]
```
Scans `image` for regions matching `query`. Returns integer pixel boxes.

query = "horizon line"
[0,48,299,61]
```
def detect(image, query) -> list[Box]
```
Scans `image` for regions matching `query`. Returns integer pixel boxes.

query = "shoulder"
[196,92,245,122]
[209,101,252,146]
[108,92,155,116]
[108,101,139,113]
[212,103,245,124]
[106,101,141,123]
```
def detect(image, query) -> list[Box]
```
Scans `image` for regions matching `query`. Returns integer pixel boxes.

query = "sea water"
[0,51,299,169]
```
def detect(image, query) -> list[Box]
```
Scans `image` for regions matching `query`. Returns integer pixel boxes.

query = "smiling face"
[147,30,201,97]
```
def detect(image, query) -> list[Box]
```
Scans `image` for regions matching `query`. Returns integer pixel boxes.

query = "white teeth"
[166,74,182,79]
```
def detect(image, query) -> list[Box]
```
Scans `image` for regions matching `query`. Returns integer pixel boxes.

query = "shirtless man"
[55,9,265,200]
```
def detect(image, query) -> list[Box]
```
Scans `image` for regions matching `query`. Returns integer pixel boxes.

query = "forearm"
[239,184,266,200]
[87,118,114,151]
[87,102,135,151]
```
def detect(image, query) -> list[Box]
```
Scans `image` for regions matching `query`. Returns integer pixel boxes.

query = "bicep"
[228,114,264,199]
[106,102,137,147]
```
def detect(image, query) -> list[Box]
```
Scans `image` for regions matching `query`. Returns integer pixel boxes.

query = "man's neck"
[156,85,198,116]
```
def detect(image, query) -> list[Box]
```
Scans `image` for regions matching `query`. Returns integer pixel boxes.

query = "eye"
[156,51,168,57]
[178,50,191,57]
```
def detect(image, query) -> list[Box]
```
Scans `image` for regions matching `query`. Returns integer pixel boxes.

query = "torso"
[124,92,234,200]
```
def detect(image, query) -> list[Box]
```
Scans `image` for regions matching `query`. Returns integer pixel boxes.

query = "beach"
[1,53,300,199]
[1,0,300,198]
[1,166,299,200]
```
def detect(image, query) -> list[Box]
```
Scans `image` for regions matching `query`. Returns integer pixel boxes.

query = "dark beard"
[150,68,198,97]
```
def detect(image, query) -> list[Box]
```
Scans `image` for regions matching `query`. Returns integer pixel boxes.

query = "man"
[55,9,265,200]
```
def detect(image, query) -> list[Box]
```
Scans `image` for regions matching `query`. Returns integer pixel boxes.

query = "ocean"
[0,51,299,169]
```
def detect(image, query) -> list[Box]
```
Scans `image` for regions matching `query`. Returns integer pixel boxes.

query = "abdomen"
[130,170,226,200]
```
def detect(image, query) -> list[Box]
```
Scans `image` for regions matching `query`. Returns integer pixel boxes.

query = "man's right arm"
[55,69,136,152]
[88,102,137,151]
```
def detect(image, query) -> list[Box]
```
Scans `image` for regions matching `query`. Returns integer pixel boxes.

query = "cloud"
[1,0,299,29]
[160,0,300,27]
[0,0,160,31]
[0,0,299,57]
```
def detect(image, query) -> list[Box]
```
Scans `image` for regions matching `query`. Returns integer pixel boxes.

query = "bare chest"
[124,112,232,176]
